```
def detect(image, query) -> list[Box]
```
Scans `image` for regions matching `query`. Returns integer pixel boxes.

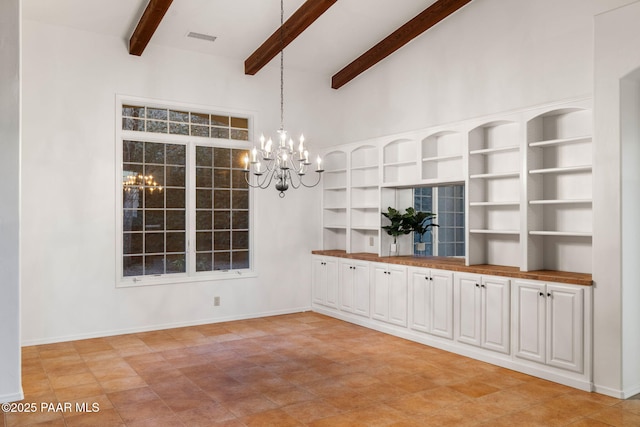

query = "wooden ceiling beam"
[129,0,174,56]
[245,0,338,75]
[331,0,473,89]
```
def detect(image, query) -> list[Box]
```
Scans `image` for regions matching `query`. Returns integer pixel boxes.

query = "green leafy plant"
[402,207,438,243]
[381,207,411,244]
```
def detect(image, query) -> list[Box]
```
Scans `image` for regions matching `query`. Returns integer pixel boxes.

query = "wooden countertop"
[311,250,593,286]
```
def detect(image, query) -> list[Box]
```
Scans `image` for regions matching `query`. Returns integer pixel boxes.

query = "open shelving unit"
[524,106,593,273]
[350,145,380,253]
[322,150,348,251]
[421,131,464,182]
[317,98,594,276]
[382,139,417,185]
[467,120,521,268]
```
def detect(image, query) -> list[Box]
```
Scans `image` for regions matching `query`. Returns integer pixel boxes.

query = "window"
[413,185,465,256]
[118,99,252,286]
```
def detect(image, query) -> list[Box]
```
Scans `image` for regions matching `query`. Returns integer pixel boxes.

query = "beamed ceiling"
[24,0,473,89]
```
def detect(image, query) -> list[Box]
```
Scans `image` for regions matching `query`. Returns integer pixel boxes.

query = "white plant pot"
[389,243,398,256]
[416,242,426,252]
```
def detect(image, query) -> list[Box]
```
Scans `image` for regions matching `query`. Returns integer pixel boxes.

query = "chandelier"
[243,0,323,198]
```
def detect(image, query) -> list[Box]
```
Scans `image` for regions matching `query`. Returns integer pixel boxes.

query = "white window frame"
[115,95,257,287]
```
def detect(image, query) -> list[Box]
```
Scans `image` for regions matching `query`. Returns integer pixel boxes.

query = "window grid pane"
[413,185,464,257]
[195,147,249,272]
[123,141,186,277]
[122,105,249,142]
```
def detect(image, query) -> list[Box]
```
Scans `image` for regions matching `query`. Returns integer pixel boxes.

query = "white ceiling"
[22,0,438,76]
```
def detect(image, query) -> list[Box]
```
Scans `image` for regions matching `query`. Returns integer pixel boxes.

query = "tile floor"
[3,312,640,426]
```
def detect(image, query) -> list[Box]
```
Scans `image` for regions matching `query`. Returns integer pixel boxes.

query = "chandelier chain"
[280,0,284,131]
[242,0,324,197]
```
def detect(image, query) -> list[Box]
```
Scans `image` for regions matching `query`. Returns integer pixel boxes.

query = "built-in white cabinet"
[371,263,408,326]
[339,259,370,317]
[455,273,510,354]
[311,256,339,309]
[513,280,584,373]
[311,254,593,391]
[410,267,454,339]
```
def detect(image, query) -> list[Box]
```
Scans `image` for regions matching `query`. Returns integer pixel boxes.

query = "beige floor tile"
[15,313,628,427]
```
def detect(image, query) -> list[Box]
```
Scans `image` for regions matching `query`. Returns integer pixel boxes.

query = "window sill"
[116,270,257,288]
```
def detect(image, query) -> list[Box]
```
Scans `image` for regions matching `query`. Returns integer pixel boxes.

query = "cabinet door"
[430,269,454,339]
[514,280,546,364]
[371,264,389,321]
[547,284,584,373]
[352,262,370,317]
[481,276,510,354]
[388,266,408,326]
[312,257,326,305]
[410,269,430,333]
[339,262,355,313]
[324,258,339,309]
[456,274,481,346]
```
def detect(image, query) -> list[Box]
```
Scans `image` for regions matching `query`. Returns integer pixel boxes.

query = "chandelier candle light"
[243,0,323,197]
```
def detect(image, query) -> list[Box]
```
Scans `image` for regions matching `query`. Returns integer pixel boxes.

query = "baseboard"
[0,389,24,404]
[622,384,640,399]
[21,306,312,347]
[593,384,627,399]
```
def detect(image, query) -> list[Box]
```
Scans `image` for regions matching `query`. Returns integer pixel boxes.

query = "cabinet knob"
[547,292,551,297]
[481,284,485,288]
[475,283,480,288]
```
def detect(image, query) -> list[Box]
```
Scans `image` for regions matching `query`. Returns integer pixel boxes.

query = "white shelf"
[528,135,591,148]
[323,186,348,191]
[324,168,347,174]
[384,160,417,167]
[529,231,592,237]
[470,229,520,235]
[351,165,377,171]
[470,201,519,207]
[351,185,378,190]
[351,225,378,231]
[529,165,592,175]
[422,154,463,162]
[324,225,347,230]
[470,171,519,179]
[324,206,347,210]
[351,205,378,210]
[469,145,519,155]
[529,199,592,205]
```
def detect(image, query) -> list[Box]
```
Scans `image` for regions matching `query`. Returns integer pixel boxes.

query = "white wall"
[20,19,330,344]
[0,0,23,404]
[329,0,631,144]
[594,0,640,398]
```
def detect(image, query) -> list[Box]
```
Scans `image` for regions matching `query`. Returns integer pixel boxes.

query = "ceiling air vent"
[186,32,217,43]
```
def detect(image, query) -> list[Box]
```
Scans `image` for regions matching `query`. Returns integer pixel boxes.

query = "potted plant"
[402,207,438,252]
[381,207,411,255]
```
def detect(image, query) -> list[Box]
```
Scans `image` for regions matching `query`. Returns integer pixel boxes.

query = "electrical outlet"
[214,296,220,306]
